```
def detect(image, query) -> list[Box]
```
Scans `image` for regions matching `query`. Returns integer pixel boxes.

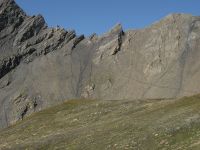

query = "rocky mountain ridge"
[0,0,200,128]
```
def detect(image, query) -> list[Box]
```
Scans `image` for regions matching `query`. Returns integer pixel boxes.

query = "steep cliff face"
[0,0,200,128]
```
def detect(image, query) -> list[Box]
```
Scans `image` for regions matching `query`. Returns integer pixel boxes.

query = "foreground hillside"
[1,96,200,149]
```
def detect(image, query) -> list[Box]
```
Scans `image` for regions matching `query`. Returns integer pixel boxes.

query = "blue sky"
[15,0,200,36]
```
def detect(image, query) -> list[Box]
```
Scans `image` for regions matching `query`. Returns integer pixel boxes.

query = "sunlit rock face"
[0,0,200,128]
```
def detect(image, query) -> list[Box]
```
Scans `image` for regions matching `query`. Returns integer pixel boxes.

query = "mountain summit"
[0,0,200,128]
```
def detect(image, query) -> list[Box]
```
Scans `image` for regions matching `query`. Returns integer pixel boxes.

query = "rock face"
[0,0,200,128]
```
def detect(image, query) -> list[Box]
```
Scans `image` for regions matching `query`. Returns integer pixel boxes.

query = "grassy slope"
[1,96,200,150]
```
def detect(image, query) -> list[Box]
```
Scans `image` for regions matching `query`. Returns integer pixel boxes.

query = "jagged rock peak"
[0,0,26,32]
[0,0,24,14]
[0,0,14,6]
[109,23,123,34]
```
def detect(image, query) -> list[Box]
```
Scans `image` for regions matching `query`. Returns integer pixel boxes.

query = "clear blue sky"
[15,0,200,36]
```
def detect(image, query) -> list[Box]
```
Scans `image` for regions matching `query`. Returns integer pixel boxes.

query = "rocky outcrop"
[0,0,200,128]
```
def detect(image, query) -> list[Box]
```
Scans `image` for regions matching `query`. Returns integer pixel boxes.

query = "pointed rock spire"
[109,23,123,35]
[0,0,26,32]
[0,0,26,16]
[0,0,13,6]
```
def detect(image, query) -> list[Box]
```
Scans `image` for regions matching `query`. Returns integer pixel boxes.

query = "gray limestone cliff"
[0,0,200,128]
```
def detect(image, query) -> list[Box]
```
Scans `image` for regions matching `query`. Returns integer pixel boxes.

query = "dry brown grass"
[1,96,200,149]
